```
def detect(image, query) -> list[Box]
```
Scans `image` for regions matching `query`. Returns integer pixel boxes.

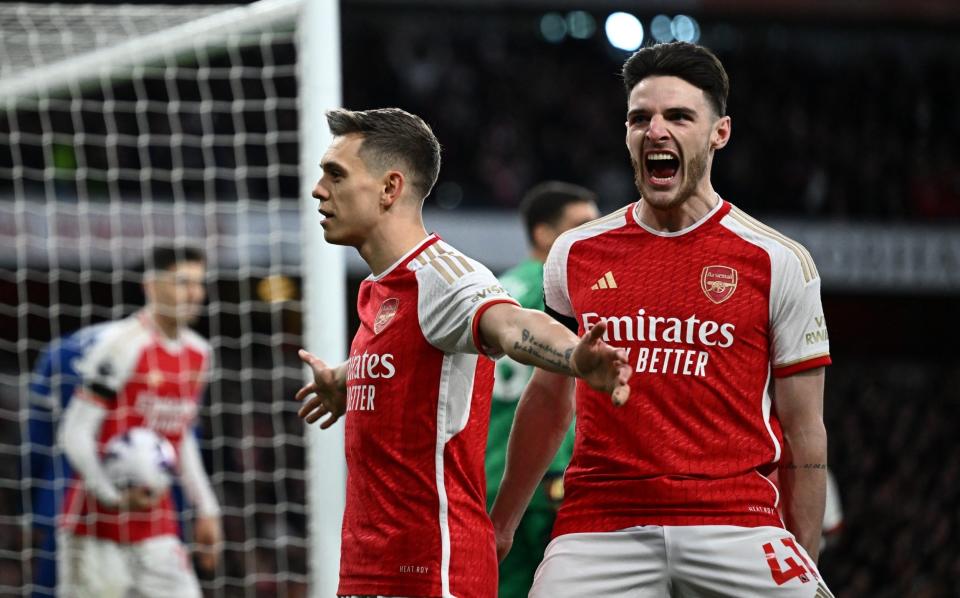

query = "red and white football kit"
[62,310,210,542]
[338,235,517,598]
[534,200,833,597]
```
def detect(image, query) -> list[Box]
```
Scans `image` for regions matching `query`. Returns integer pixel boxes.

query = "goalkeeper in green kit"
[486,182,600,597]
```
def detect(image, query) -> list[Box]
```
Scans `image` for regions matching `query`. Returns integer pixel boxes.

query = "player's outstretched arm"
[296,349,348,429]
[477,303,631,405]
[490,368,574,562]
[775,367,828,562]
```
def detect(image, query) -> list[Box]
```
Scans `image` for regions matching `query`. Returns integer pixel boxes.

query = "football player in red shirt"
[58,245,221,598]
[492,42,834,597]
[295,107,631,598]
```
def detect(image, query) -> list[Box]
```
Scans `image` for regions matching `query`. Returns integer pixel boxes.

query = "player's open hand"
[296,349,347,429]
[570,320,632,406]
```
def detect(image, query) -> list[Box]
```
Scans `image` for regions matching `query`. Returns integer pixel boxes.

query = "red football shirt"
[338,235,517,598]
[543,200,831,537]
[62,310,209,543]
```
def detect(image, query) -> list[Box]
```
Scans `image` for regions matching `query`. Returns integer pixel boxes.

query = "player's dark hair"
[622,41,729,117]
[146,244,205,273]
[519,181,598,244]
[326,107,442,201]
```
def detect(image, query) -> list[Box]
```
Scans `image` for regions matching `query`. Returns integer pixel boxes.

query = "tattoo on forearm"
[780,463,827,470]
[513,329,575,374]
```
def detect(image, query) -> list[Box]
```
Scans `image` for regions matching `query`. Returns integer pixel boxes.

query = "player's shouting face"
[313,133,386,248]
[625,75,730,211]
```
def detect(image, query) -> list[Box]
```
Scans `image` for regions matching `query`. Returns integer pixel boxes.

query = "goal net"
[0,1,344,596]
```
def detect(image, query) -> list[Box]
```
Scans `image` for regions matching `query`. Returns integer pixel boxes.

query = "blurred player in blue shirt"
[27,323,108,597]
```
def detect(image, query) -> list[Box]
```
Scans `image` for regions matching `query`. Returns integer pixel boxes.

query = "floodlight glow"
[671,15,700,43]
[605,12,643,51]
[567,11,596,39]
[650,15,674,42]
[540,13,568,43]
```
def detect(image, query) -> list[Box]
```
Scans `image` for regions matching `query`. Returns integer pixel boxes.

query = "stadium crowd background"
[1,1,957,596]
[341,7,960,221]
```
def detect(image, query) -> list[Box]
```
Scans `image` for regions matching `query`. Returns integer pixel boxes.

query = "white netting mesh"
[0,4,233,80]
[0,3,309,596]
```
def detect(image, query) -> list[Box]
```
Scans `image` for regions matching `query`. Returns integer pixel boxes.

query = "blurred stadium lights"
[539,12,567,43]
[257,275,298,303]
[671,15,701,43]
[566,11,596,39]
[540,10,700,49]
[623,14,700,45]
[604,11,643,51]
[650,14,674,42]
[540,11,596,42]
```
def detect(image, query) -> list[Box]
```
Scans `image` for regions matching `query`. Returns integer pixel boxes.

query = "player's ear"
[711,115,731,150]
[381,170,404,210]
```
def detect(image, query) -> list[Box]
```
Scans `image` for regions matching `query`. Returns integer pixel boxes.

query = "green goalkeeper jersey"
[485,258,575,510]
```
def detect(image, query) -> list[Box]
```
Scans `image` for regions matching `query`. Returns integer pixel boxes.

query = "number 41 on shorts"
[763,537,819,585]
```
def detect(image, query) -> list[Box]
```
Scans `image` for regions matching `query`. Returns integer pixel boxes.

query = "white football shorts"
[57,532,201,598]
[530,525,834,597]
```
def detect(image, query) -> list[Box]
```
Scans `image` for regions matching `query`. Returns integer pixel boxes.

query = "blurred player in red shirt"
[58,245,221,598]
[492,42,835,597]
[294,107,631,598]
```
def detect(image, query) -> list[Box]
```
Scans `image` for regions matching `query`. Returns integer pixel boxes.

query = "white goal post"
[0,1,345,596]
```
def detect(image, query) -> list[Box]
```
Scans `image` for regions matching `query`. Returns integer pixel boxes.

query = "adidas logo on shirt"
[591,271,618,290]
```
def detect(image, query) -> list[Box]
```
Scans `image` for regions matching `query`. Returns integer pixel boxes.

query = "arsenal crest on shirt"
[701,265,738,304]
[374,298,400,334]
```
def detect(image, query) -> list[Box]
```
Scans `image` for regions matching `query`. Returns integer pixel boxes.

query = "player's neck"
[637,187,720,233]
[146,308,181,340]
[360,218,430,277]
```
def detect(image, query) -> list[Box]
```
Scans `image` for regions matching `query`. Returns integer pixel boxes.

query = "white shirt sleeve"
[543,232,575,318]
[58,396,122,506]
[414,241,517,356]
[179,432,221,517]
[74,318,143,400]
[769,247,830,372]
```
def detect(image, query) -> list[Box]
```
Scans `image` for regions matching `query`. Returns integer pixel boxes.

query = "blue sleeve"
[26,345,59,527]
[26,338,83,528]
[28,343,54,399]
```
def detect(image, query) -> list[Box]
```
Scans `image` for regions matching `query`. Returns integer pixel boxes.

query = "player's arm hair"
[774,366,828,562]
[58,396,123,506]
[477,303,580,375]
[179,432,221,517]
[490,367,574,558]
